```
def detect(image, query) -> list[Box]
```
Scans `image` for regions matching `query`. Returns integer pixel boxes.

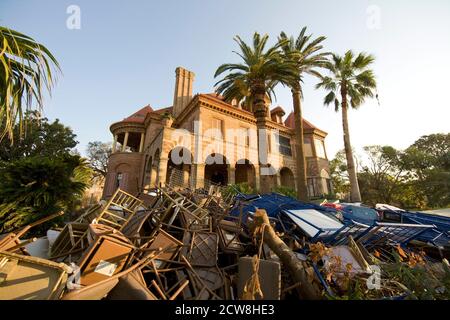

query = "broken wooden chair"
[61,248,163,300]
[95,188,144,231]
[73,203,102,224]
[0,211,65,256]
[0,251,71,300]
[48,223,89,262]
[77,228,135,286]
[177,232,225,300]
[139,229,183,269]
[106,269,158,300]
[217,219,246,254]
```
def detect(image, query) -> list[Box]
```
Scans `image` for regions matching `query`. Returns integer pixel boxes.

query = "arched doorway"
[280,167,295,189]
[204,153,229,187]
[153,149,160,186]
[166,147,192,188]
[235,159,256,189]
[143,156,153,189]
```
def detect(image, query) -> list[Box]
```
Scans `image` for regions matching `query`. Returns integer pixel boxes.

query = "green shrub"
[222,182,255,199]
[0,155,92,234]
[273,186,297,198]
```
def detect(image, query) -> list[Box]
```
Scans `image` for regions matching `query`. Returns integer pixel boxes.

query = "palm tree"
[0,26,60,143]
[278,27,329,201]
[316,50,377,202]
[214,32,298,193]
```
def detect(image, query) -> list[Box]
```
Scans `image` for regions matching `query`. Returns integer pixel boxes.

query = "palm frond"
[317,49,377,111]
[0,26,60,143]
[214,32,298,105]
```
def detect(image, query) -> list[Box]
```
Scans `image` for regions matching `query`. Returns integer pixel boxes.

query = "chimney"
[173,67,195,117]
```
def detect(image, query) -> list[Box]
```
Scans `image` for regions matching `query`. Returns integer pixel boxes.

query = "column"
[193,163,205,189]
[276,173,281,187]
[259,165,270,194]
[158,157,168,187]
[254,164,260,192]
[112,134,118,153]
[139,133,145,153]
[149,165,156,187]
[228,166,235,185]
[122,132,129,152]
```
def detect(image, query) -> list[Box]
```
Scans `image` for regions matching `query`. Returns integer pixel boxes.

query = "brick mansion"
[102,67,332,198]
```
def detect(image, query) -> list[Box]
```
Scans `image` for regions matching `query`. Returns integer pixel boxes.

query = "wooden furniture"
[0,251,71,300]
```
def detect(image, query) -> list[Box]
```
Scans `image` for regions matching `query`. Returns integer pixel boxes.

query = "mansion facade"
[102,67,332,198]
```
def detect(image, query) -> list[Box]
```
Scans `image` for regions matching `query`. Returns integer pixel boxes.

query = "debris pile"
[1,186,450,300]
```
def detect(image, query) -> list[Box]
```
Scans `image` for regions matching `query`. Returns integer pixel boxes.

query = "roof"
[284,112,322,131]
[199,93,253,115]
[271,106,285,115]
[119,99,325,134]
[204,93,224,100]
[121,105,154,123]
[152,106,173,115]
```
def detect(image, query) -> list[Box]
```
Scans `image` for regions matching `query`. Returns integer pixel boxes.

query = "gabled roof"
[122,105,154,123]
[284,112,324,132]
[271,106,285,116]
[152,106,173,115]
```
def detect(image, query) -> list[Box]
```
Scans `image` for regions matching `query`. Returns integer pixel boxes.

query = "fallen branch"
[251,209,323,300]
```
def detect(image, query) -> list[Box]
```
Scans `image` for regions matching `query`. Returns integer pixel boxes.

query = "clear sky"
[1,0,449,158]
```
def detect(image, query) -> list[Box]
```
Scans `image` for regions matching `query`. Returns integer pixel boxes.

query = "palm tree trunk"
[341,88,362,202]
[253,84,270,194]
[291,86,308,201]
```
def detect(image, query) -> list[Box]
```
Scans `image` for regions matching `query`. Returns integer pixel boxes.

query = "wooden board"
[78,236,134,286]
[0,251,70,300]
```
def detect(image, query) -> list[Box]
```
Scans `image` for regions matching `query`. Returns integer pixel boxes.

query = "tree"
[214,33,298,193]
[0,154,92,234]
[278,27,329,201]
[403,133,450,208]
[0,26,60,143]
[329,150,350,197]
[316,51,377,202]
[0,111,77,161]
[358,145,410,206]
[86,141,112,178]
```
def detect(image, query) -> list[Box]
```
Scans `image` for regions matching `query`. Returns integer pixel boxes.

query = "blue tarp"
[340,205,380,225]
[230,193,446,247]
[230,192,339,219]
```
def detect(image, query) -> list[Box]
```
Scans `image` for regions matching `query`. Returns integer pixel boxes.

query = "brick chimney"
[173,67,195,117]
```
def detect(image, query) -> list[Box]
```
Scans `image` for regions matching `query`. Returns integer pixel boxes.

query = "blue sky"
[1,0,449,158]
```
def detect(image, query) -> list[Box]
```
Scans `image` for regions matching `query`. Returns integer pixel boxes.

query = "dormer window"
[270,106,286,125]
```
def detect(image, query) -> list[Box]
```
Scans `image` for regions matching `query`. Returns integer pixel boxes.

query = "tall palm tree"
[278,27,329,201]
[316,50,377,202]
[214,32,298,193]
[0,26,60,143]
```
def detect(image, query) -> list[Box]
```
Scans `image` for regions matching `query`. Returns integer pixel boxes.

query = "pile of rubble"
[1,185,450,300]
